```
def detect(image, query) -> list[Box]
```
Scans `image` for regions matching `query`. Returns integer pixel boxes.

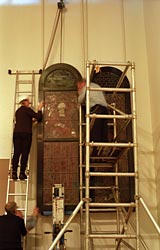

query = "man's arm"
[26,207,39,231]
[78,86,86,104]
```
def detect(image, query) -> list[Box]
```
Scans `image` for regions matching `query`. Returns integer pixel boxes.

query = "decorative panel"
[43,142,79,206]
[44,91,78,139]
[37,63,82,213]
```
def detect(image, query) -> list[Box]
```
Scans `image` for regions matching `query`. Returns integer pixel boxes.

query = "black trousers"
[90,104,108,156]
[90,104,108,201]
[12,132,32,173]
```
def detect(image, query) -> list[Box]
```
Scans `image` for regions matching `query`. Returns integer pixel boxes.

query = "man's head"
[19,96,30,107]
[5,201,18,215]
[77,78,86,93]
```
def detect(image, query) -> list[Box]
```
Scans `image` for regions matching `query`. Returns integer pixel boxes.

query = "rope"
[82,0,89,75]
[43,8,61,70]
[60,10,63,63]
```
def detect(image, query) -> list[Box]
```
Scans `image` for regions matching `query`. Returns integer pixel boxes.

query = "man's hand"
[32,207,39,217]
[38,101,44,111]
[15,210,23,218]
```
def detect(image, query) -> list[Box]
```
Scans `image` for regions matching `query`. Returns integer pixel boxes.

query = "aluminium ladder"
[79,61,139,250]
[6,69,41,225]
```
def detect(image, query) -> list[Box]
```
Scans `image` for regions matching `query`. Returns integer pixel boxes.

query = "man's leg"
[19,134,32,179]
[12,133,23,179]
[89,105,108,201]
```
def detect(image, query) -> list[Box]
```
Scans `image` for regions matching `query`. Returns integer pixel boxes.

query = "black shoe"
[19,172,27,180]
[12,172,18,180]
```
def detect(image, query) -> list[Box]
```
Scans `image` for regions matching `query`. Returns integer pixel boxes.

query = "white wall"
[0,0,160,249]
[143,0,160,224]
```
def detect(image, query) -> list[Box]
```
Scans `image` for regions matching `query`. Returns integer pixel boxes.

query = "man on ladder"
[12,96,44,180]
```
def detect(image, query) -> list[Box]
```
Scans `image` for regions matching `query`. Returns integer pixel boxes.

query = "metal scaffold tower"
[79,60,139,250]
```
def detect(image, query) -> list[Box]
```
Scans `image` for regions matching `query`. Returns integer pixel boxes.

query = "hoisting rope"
[81,0,89,75]
[43,0,65,70]
[60,8,63,63]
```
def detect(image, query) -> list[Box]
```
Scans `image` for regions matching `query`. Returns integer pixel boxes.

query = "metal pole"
[89,234,136,239]
[131,62,140,249]
[79,105,85,250]
[89,114,133,119]
[87,61,132,67]
[79,105,83,202]
[48,200,84,250]
[89,202,135,208]
[139,197,160,235]
[85,60,91,250]
[89,142,135,147]
[89,87,132,92]
[90,172,136,177]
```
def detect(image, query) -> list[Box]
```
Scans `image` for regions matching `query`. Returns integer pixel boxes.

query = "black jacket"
[14,106,42,134]
[0,214,27,250]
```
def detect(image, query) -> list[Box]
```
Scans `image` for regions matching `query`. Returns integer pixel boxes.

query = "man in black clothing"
[0,201,27,250]
[12,97,44,180]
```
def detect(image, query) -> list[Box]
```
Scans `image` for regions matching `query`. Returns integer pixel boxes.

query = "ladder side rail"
[108,103,122,239]
[31,71,35,109]
[6,179,11,204]
[23,71,36,225]
[85,61,91,250]
[6,72,18,204]
[130,62,140,249]
[115,163,121,235]
[79,105,84,202]
[24,178,29,225]
[79,104,85,250]
[15,71,20,111]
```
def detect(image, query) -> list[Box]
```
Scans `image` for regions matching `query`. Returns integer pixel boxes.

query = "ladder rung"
[89,234,136,239]
[8,69,42,75]
[89,142,135,147]
[89,202,135,207]
[8,193,27,196]
[16,91,34,94]
[9,178,28,181]
[81,186,115,190]
[89,163,113,168]
[16,80,33,84]
[82,208,117,212]
[89,172,136,177]
[18,208,26,211]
